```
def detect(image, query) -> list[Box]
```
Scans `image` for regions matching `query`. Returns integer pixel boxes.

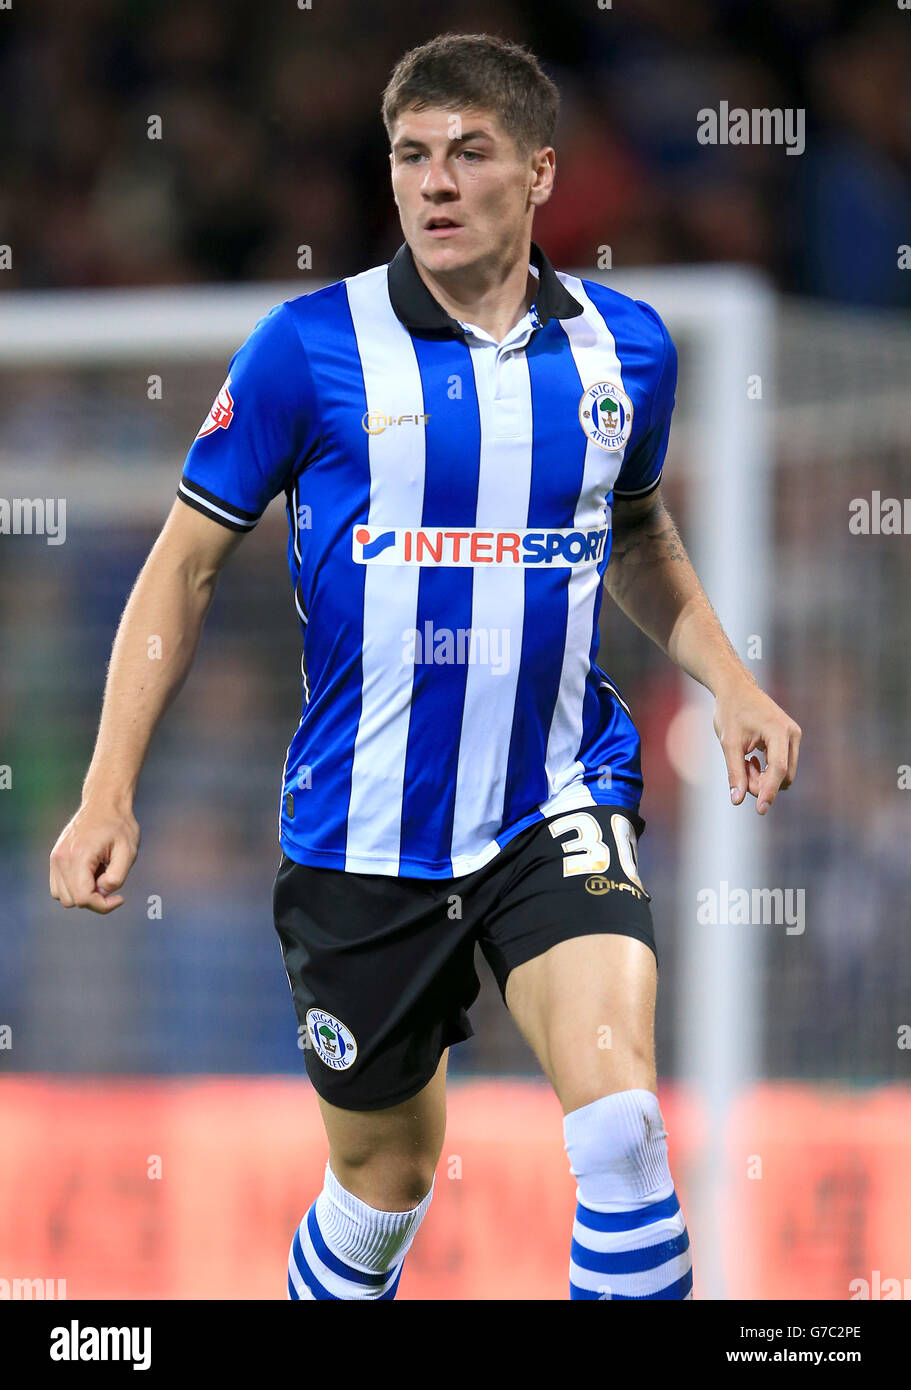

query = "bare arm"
[605,487,802,812]
[49,500,244,912]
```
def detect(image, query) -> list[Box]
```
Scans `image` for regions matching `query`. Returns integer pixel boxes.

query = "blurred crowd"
[2,0,910,306]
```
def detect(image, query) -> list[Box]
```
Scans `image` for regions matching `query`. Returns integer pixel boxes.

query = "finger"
[49,849,69,902]
[69,857,108,909]
[783,723,802,789]
[757,727,790,813]
[50,856,74,907]
[721,734,749,805]
[68,869,125,912]
[55,879,76,909]
[745,754,763,798]
[97,840,133,895]
[79,891,125,914]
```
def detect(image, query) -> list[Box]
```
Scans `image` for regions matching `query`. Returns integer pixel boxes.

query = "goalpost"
[2,265,775,1299]
[599,265,774,1301]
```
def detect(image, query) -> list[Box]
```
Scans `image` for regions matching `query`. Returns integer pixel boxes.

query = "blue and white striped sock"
[564,1089,693,1300]
[287,1162,433,1300]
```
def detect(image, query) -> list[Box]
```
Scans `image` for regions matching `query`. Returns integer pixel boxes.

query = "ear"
[528,146,556,208]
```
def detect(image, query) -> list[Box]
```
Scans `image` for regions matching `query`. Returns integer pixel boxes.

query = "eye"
[401,152,424,163]
[459,150,483,162]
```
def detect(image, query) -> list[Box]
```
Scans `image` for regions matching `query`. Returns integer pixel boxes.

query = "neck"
[412,237,537,343]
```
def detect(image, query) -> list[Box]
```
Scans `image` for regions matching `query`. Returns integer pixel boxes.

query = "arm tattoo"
[607,503,690,605]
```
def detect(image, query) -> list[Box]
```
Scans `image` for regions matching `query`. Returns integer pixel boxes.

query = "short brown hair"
[382,33,559,159]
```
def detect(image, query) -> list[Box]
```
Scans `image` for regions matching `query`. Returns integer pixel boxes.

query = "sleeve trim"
[613,469,662,500]
[176,480,259,532]
[179,475,260,521]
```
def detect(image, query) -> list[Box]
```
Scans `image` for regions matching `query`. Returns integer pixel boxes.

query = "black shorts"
[272,804,656,1112]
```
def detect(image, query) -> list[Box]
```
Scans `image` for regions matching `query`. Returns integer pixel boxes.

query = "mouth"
[423,217,463,238]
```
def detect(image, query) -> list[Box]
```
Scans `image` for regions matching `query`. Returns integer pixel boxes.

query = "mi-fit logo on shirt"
[352,525,609,567]
[361,411,431,434]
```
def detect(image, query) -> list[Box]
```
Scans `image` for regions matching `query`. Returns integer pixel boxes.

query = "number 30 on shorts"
[548,811,645,891]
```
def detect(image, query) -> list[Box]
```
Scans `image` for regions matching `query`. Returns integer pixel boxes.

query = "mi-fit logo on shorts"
[352,525,609,567]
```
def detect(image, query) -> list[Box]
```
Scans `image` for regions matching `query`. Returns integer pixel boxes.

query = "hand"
[713,680,802,815]
[49,802,141,913]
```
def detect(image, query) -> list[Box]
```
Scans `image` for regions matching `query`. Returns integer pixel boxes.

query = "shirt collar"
[386,239,584,340]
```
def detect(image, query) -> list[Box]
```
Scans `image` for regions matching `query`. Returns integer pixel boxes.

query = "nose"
[420,156,458,198]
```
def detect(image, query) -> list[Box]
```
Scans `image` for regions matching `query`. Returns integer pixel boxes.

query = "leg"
[273,851,482,1300]
[288,1051,448,1300]
[317,1046,448,1210]
[506,933,692,1300]
[505,933,657,1113]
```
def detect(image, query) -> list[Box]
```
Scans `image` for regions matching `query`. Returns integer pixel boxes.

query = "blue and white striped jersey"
[177,241,677,878]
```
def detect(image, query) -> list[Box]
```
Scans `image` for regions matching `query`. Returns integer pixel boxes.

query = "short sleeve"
[611,304,677,500]
[177,302,318,532]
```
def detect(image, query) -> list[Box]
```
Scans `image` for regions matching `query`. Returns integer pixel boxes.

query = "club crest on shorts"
[196,376,235,439]
[306,1008,358,1070]
[579,382,634,451]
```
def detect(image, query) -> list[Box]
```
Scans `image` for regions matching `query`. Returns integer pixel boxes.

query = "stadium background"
[1,0,910,1299]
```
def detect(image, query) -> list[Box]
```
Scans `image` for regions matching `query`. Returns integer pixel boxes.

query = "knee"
[311,1160,435,1278]
[330,1146,437,1211]
[563,1087,673,1207]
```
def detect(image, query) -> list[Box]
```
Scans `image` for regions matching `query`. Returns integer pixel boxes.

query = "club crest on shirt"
[306,1008,358,1070]
[196,376,235,439]
[579,381,634,451]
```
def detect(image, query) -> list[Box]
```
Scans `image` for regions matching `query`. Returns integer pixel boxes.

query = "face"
[389,105,554,274]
